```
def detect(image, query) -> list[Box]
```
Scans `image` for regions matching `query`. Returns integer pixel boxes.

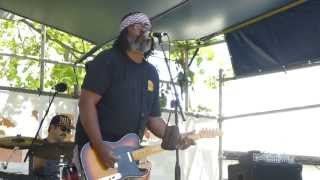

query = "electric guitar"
[80,129,222,180]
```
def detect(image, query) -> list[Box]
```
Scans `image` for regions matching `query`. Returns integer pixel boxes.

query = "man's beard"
[128,35,152,53]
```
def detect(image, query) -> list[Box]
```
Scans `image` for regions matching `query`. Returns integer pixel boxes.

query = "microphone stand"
[24,91,59,164]
[159,36,187,180]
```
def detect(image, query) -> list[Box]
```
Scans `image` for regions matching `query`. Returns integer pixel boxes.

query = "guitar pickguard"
[112,146,144,179]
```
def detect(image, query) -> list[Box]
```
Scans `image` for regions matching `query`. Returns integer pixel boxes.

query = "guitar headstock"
[197,128,223,139]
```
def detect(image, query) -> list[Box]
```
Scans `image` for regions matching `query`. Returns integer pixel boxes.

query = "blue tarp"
[226,1,320,77]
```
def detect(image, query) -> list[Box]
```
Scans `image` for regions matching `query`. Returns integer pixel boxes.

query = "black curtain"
[225,0,320,77]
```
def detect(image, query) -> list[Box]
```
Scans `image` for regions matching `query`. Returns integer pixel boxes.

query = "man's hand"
[94,142,118,168]
[178,131,196,150]
[161,126,196,150]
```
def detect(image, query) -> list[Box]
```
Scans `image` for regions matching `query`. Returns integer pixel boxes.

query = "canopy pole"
[201,0,306,41]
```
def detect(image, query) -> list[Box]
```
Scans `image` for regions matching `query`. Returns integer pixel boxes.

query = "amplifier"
[228,162,302,180]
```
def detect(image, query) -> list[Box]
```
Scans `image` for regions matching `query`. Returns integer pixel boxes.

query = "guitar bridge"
[99,173,122,180]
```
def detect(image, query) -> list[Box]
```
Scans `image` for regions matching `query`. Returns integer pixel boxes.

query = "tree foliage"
[160,39,225,111]
[0,18,93,95]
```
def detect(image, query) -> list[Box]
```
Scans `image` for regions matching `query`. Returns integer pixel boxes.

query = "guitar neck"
[131,129,220,161]
[132,144,163,161]
[131,135,202,161]
[187,134,202,141]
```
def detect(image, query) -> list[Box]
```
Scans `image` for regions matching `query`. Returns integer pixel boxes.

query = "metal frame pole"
[184,48,189,111]
[40,25,46,91]
[218,69,224,180]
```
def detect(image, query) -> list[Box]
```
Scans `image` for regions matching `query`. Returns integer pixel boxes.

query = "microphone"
[145,31,168,39]
[54,83,68,92]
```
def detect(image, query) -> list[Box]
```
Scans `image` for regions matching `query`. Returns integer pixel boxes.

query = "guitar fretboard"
[132,144,163,161]
[131,129,219,161]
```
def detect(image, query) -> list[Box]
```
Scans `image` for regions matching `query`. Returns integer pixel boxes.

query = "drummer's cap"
[50,114,75,129]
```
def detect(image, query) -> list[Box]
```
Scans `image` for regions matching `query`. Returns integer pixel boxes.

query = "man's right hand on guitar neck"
[95,142,119,168]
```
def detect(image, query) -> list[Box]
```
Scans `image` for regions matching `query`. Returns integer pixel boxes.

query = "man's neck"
[127,51,144,63]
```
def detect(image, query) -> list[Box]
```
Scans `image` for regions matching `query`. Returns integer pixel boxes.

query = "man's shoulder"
[87,48,122,68]
[94,48,121,62]
[145,62,159,75]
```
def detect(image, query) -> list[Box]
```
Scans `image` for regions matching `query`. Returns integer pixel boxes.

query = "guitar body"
[80,133,146,180]
[80,129,220,180]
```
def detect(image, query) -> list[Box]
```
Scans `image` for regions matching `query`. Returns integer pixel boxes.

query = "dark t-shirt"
[75,48,160,147]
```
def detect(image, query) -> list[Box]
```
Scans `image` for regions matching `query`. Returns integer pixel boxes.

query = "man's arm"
[78,89,103,147]
[147,116,195,150]
[78,89,117,167]
[146,116,167,139]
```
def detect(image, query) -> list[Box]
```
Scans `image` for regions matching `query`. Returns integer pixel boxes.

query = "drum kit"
[0,135,79,180]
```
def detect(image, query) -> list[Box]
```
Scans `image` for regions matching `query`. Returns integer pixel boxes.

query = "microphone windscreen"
[54,83,67,92]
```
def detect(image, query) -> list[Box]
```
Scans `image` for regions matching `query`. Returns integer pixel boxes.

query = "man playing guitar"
[75,12,194,180]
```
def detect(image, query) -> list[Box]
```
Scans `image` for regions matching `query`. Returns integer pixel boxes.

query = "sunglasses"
[59,126,71,134]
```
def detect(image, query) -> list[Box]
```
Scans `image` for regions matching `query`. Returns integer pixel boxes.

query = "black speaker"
[228,163,302,180]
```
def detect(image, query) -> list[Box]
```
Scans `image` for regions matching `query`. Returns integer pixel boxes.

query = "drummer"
[32,114,74,179]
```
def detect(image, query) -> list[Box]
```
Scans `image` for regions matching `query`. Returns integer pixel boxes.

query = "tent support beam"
[0,85,76,99]
[223,103,320,120]
[0,52,84,68]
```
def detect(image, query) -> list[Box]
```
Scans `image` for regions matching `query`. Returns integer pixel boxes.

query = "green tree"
[160,38,226,111]
[0,17,93,95]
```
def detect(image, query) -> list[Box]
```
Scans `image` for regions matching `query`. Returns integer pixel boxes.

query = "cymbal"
[0,135,45,149]
[31,142,75,161]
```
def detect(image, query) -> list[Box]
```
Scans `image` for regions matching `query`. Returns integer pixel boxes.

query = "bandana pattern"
[120,13,151,32]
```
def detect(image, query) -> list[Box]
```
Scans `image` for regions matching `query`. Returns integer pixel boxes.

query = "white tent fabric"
[0,90,78,138]
[0,89,219,179]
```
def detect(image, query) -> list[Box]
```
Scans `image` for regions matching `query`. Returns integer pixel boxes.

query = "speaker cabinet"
[228,163,302,180]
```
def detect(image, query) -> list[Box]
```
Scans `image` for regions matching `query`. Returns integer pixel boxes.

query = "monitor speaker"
[228,163,302,180]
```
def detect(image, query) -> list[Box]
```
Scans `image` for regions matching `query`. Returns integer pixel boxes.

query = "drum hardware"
[57,154,79,180]
[31,142,74,161]
[0,135,78,179]
[58,154,66,180]
[1,146,19,170]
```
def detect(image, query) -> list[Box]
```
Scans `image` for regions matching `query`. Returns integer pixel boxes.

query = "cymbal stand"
[58,154,68,180]
[24,91,59,162]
